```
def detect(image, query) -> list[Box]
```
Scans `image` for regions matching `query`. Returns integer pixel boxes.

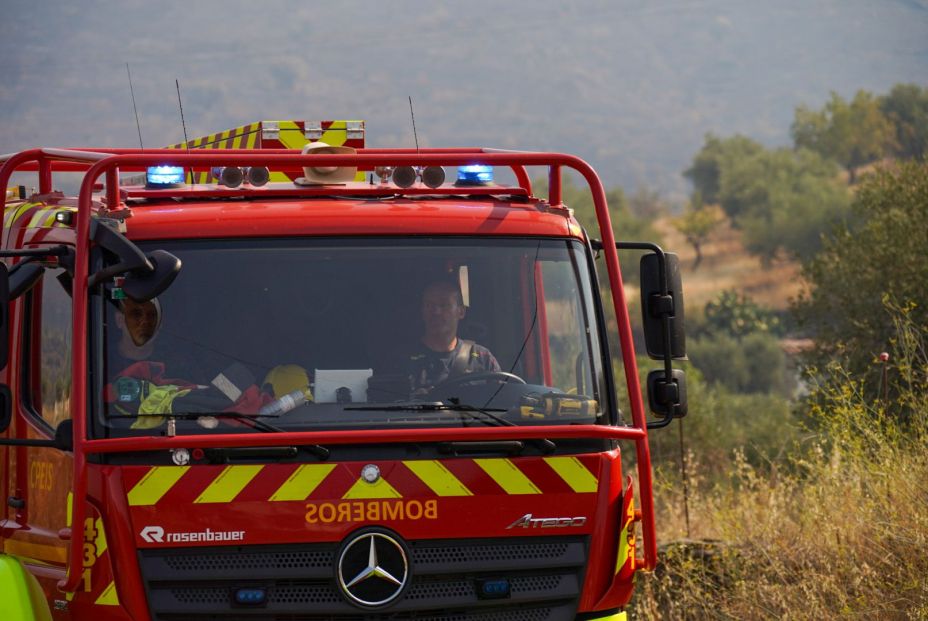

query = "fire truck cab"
[0,122,687,621]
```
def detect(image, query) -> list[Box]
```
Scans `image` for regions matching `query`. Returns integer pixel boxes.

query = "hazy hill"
[1,0,926,200]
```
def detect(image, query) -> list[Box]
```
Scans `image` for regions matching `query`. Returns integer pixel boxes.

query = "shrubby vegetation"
[682,83,927,263]
[631,124,928,618]
[632,304,928,619]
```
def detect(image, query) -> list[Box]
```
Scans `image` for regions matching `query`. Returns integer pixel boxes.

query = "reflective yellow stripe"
[127,466,189,506]
[194,465,263,504]
[342,477,401,499]
[320,120,347,146]
[27,209,48,227]
[405,461,473,497]
[94,581,119,606]
[544,456,599,493]
[276,120,306,150]
[269,464,336,501]
[94,517,107,557]
[246,123,258,148]
[475,459,540,494]
[586,612,627,621]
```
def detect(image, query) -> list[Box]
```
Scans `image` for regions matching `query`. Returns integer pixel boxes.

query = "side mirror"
[646,369,687,420]
[640,252,686,360]
[88,221,182,302]
[121,250,182,302]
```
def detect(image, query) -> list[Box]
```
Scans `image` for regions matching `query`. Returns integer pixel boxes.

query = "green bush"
[688,332,790,396]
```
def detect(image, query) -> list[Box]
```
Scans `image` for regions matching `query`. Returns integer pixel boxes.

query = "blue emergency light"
[455,164,494,186]
[146,166,186,188]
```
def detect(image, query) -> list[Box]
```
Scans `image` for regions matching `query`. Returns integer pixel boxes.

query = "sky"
[1,0,926,199]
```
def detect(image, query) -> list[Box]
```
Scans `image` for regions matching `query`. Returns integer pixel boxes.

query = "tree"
[791,90,897,183]
[673,195,722,269]
[879,83,928,161]
[793,162,928,386]
[684,134,765,206]
[718,147,851,260]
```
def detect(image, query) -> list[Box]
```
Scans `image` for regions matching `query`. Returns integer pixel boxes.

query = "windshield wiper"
[345,401,556,454]
[115,412,330,459]
[344,402,506,413]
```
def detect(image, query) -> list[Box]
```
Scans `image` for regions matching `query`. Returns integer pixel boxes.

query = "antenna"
[126,63,143,149]
[175,79,193,182]
[175,79,191,154]
[408,95,419,154]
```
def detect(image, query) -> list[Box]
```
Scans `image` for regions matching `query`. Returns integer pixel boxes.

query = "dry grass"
[629,310,928,620]
[653,215,803,312]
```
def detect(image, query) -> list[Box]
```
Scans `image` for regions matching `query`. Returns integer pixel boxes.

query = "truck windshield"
[92,237,609,437]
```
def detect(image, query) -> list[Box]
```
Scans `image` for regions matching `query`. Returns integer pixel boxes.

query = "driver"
[407,280,500,394]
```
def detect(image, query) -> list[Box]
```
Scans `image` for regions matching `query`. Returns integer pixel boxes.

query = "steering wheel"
[430,371,526,395]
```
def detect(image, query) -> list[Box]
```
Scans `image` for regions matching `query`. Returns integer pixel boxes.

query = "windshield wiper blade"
[346,402,556,454]
[118,412,330,459]
[344,402,506,413]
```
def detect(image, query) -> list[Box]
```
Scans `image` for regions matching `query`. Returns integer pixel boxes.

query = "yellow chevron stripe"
[342,477,401,499]
[320,120,347,146]
[587,613,627,621]
[95,517,107,557]
[545,456,599,493]
[475,459,541,494]
[194,465,263,503]
[270,464,336,501]
[127,466,189,506]
[276,120,307,150]
[94,581,119,606]
[269,172,292,182]
[27,208,49,228]
[404,460,472,497]
[6,202,38,228]
[246,123,259,148]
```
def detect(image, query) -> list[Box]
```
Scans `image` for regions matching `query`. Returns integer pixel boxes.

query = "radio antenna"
[126,63,144,149]
[408,95,419,154]
[175,79,191,154]
[175,79,194,182]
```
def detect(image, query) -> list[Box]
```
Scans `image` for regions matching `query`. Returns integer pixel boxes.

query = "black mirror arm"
[0,420,72,451]
[86,220,152,288]
[0,246,71,261]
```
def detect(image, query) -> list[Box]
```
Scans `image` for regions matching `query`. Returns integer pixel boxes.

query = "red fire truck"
[0,120,687,621]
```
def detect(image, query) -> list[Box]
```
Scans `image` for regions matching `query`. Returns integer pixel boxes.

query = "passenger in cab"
[407,280,500,393]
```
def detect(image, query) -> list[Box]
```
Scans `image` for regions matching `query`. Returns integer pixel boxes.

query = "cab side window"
[25,267,72,428]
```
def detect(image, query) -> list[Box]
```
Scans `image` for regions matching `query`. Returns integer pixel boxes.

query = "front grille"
[139,537,587,620]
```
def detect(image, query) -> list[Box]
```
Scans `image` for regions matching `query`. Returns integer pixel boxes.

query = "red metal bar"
[1,147,658,587]
[1,147,534,196]
[82,424,646,454]
[534,261,553,386]
[520,256,538,380]
[549,165,562,206]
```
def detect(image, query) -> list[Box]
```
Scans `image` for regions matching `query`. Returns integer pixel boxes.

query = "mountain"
[1,0,926,201]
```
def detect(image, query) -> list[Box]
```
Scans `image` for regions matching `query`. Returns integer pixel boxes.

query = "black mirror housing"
[646,369,688,418]
[121,250,182,302]
[640,252,686,360]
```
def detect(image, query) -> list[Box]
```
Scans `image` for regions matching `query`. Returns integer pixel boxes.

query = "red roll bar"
[0,147,656,592]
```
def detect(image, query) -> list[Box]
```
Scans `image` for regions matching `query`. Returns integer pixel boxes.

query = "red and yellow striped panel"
[122,456,599,507]
[165,120,366,183]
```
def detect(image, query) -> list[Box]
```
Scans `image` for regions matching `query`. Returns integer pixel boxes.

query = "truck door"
[6,260,74,604]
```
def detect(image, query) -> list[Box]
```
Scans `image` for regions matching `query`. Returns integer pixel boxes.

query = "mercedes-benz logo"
[336,529,410,608]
